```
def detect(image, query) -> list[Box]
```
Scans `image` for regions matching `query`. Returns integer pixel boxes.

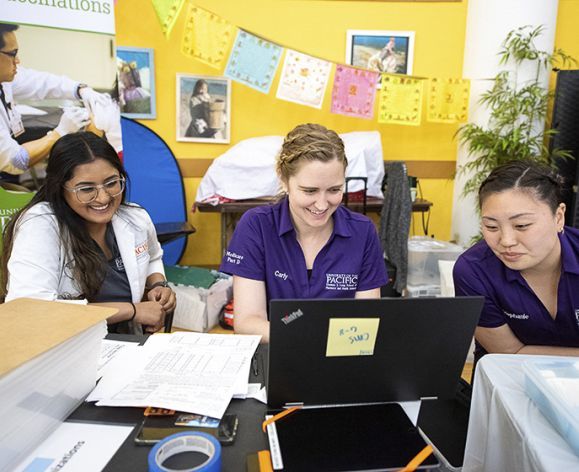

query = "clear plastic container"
[523,358,579,457]
[406,284,441,298]
[407,237,464,287]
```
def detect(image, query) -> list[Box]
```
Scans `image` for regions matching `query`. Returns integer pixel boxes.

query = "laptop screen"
[267,296,483,408]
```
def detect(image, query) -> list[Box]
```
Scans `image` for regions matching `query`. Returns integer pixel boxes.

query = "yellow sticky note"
[326,318,380,357]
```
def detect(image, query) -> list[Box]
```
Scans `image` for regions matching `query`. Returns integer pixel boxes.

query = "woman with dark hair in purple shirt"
[453,160,579,363]
[220,124,388,342]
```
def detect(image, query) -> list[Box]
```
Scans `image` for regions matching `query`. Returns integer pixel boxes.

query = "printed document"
[13,422,133,472]
[97,339,138,379]
[88,332,260,419]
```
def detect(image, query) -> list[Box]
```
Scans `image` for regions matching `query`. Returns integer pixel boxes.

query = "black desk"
[68,338,467,471]
[68,340,269,471]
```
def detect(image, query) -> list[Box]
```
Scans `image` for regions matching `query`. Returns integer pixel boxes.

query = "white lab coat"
[5,202,165,304]
[0,67,78,174]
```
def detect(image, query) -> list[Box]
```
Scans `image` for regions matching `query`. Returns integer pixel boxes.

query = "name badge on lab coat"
[8,107,24,137]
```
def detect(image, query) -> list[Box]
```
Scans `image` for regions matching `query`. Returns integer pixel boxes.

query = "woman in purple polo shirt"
[454,160,579,363]
[220,123,388,342]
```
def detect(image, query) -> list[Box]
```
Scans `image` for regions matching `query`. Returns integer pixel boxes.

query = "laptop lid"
[267,297,483,408]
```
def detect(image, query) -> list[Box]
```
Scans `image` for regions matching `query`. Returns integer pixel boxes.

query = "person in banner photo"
[219,123,388,343]
[1,132,175,335]
[453,160,579,366]
[0,23,116,176]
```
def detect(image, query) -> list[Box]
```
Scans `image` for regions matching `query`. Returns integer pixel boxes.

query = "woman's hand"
[147,286,176,314]
[134,301,166,333]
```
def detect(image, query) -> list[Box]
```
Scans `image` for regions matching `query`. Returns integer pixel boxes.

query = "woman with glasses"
[1,132,175,334]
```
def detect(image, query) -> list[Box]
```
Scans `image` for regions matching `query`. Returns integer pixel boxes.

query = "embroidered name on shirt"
[503,310,529,320]
[281,309,304,325]
[226,251,244,265]
[325,273,358,291]
[274,270,288,281]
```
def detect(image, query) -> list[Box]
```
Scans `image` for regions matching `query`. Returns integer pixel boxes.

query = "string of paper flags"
[150,0,471,126]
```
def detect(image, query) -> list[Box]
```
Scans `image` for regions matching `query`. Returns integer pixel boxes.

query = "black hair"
[1,132,128,301]
[0,23,18,50]
[478,159,565,213]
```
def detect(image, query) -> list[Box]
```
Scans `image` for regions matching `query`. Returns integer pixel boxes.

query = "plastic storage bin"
[524,358,579,457]
[406,284,441,298]
[407,237,464,287]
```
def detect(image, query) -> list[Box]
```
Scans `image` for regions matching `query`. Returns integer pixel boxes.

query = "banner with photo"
[0,6,121,178]
[1,0,116,35]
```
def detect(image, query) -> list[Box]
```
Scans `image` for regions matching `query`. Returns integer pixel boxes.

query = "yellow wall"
[555,1,579,67]
[114,0,468,266]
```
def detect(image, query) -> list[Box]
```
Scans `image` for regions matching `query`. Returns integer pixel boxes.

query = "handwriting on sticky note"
[326,318,380,357]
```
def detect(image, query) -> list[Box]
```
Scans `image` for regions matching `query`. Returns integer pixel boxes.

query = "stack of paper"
[88,332,261,419]
[0,299,115,472]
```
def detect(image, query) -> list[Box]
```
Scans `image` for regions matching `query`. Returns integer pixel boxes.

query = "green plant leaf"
[457,25,576,199]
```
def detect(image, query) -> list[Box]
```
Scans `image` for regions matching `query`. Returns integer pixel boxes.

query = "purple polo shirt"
[220,198,387,306]
[453,226,579,352]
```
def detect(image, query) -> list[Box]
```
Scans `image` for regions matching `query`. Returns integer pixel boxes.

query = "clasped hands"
[135,286,176,333]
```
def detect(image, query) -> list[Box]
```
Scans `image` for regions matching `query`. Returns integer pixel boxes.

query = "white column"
[452,0,559,246]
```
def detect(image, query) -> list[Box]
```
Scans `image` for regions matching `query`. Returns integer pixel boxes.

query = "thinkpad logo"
[281,309,304,325]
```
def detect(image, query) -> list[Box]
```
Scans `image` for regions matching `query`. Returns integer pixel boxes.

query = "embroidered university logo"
[115,256,125,271]
[135,241,148,257]
[575,309,579,329]
[325,273,358,291]
[281,309,304,325]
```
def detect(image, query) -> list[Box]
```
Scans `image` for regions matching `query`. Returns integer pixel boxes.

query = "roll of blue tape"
[148,431,222,472]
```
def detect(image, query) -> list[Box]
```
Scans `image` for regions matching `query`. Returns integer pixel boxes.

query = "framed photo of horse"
[116,47,156,119]
[176,74,231,144]
[346,30,415,77]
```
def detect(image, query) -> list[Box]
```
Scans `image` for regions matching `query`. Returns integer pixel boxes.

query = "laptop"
[267,296,483,408]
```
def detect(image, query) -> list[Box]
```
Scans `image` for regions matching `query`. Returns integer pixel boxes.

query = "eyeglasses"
[0,49,18,60]
[64,177,125,203]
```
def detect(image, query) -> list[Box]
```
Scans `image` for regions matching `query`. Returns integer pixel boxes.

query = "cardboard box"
[170,278,233,332]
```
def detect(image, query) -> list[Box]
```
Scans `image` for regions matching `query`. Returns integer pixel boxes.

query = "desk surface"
[68,335,465,471]
[69,342,269,472]
[196,196,433,213]
[464,354,579,472]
